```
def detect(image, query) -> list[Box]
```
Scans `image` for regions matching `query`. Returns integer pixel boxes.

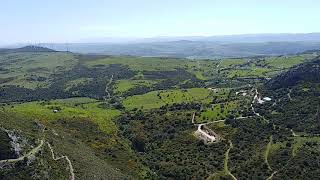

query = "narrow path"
[291,129,298,137]
[194,87,263,127]
[0,140,44,164]
[287,89,292,101]
[251,88,269,123]
[236,116,255,120]
[266,171,277,180]
[47,142,75,180]
[203,86,277,179]
[195,119,226,126]
[265,135,273,171]
[191,112,195,124]
[251,89,262,117]
[1,125,75,180]
[104,74,114,100]
[224,140,237,180]
[251,90,278,178]
[194,116,256,127]
[251,89,260,116]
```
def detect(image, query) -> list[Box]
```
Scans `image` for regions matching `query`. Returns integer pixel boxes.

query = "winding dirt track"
[47,142,75,180]
[0,140,44,164]
[251,89,270,123]
[204,87,285,180]
[105,74,114,99]
[266,171,277,180]
[265,135,273,171]
[291,129,298,137]
[0,140,75,180]
[224,140,237,180]
[287,89,293,101]
[191,112,195,124]
[251,89,262,117]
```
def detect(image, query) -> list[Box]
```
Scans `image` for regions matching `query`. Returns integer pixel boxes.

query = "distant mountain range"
[5,33,320,58]
[78,33,320,43]
[41,41,320,59]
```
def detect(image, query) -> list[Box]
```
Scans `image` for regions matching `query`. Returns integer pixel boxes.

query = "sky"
[1,0,320,44]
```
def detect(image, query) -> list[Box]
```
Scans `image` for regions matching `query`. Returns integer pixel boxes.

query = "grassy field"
[216,54,315,79]
[226,68,271,78]
[219,58,248,67]
[1,52,313,92]
[64,78,94,91]
[264,55,306,69]
[0,98,149,179]
[114,79,158,93]
[291,136,320,157]
[83,56,218,80]
[160,88,211,103]
[0,52,77,89]
[198,101,239,122]
[122,91,165,110]
[7,98,120,134]
[0,52,76,72]
[122,88,214,110]
[1,49,320,179]
[84,56,187,71]
[0,52,314,91]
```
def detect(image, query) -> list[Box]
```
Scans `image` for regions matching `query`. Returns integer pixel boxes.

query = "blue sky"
[1,0,320,44]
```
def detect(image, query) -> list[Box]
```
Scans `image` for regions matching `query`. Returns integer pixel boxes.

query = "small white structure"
[263,97,272,101]
[208,88,217,92]
[236,90,248,96]
[53,109,59,113]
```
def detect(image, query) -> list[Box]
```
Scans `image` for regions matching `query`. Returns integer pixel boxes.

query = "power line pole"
[65,42,69,52]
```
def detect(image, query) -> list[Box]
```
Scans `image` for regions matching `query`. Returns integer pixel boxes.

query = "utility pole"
[66,42,69,52]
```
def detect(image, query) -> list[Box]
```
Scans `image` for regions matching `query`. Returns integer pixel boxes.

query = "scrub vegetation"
[1,47,320,179]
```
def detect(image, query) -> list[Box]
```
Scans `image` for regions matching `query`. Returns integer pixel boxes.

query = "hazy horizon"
[1,0,320,45]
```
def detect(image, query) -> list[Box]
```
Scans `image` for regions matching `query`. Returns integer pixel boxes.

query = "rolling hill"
[267,56,320,89]
[31,33,320,58]
[0,48,320,179]
[0,46,56,54]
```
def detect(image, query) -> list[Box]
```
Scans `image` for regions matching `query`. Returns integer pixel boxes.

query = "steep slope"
[242,60,320,179]
[266,56,320,89]
[0,105,146,179]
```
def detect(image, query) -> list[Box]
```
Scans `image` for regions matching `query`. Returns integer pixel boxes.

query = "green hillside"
[0,48,320,179]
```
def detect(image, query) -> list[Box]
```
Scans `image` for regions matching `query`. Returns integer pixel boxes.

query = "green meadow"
[122,88,214,110]
[7,98,120,134]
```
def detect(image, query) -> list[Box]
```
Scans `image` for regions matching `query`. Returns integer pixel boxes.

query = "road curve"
[47,142,75,180]
[0,139,44,164]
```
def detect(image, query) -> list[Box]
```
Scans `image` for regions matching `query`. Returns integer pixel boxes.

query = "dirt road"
[0,139,44,164]
[224,140,237,180]
[105,74,114,100]
[47,142,75,180]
